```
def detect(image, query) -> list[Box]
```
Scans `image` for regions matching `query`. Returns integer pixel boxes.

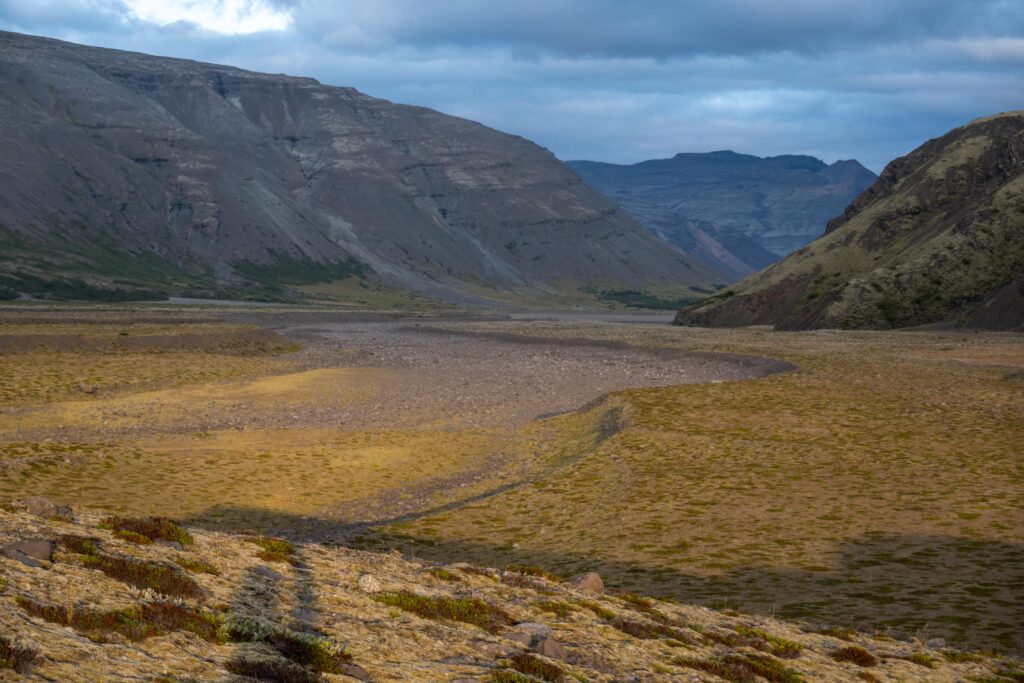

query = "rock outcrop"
[675,112,1024,330]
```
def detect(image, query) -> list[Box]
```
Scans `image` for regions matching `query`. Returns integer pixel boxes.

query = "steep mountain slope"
[0,30,720,303]
[568,152,877,278]
[675,112,1024,330]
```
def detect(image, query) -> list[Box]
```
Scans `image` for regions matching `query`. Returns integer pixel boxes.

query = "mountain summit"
[675,112,1024,330]
[0,30,719,303]
[567,151,877,279]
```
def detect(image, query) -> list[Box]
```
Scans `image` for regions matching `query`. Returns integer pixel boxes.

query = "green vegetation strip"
[58,534,202,599]
[674,653,803,683]
[100,516,194,546]
[16,596,222,642]
[375,590,512,633]
[0,635,38,674]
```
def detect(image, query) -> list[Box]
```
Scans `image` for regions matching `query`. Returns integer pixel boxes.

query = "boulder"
[2,539,55,568]
[18,497,60,519]
[533,636,569,661]
[570,571,604,594]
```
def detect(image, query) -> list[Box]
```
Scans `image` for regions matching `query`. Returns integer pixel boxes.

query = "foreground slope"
[675,112,1024,329]
[0,31,719,303]
[568,152,876,278]
[2,503,1019,682]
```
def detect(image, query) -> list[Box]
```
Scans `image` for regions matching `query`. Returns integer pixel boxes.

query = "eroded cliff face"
[0,30,719,302]
[675,112,1024,330]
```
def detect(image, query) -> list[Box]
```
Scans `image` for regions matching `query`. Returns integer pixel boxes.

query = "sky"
[1,1,1022,172]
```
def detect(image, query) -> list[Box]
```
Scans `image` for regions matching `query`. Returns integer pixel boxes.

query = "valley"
[2,304,1020,660]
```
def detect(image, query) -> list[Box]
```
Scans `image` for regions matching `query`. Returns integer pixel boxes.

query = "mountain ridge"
[674,111,1024,330]
[566,150,876,280]
[0,30,721,304]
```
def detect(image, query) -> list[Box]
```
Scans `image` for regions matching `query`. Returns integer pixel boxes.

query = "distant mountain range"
[675,112,1024,330]
[567,152,877,279]
[0,30,721,304]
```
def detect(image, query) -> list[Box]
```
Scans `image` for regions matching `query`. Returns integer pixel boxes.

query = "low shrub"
[734,625,804,658]
[374,590,512,633]
[427,567,462,582]
[674,653,803,683]
[81,553,204,598]
[175,557,220,575]
[225,657,321,683]
[100,516,193,546]
[0,636,38,673]
[16,596,222,642]
[831,646,879,667]
[508,652,565,681]
[245,536,297,565]
[58,533,203,598]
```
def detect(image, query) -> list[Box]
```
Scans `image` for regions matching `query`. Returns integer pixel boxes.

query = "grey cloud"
[0,0,1020,174]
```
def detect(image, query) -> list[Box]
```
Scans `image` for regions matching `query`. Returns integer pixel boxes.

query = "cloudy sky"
[1,1,1022,172]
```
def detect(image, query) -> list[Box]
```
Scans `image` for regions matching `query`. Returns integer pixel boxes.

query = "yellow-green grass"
[362,322,1024,653]
[2,313,1021,655]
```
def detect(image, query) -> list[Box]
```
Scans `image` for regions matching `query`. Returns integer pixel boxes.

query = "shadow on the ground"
[186,505,1023,656]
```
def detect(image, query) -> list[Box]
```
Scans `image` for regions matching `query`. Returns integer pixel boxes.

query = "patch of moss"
[58,533,203,598]
[0,635,38,673]
[175,557,221,576]
[225,656,321,683]
[492,671,535,683]
[831,646,879,667]
[572,599,617,620]
[100,516,194,546]
[901,652,939,668]
[245,535,297,565]
[610,617,696,645]
[813,626,856,641]
[80,553,204,598]
[374,590,512,633]
[533,599,575,617]
[427,567,462,582]
[674,653,803,683]
[734,625,804,658]
[271,631,353,674]
[16,596,222,642]
[941,649,984,663]
[508,652,565,681]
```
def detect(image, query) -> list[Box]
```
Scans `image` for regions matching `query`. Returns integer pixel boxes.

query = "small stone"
[570,571,604,594]
[357,573,382,593]
[512,622,551,639]
[252,565,283,580]
[4,539,54,562]
[339,662,372,681]
[532,636,569,661]
[19,496,59,519]
[925,638,946,649]
[156,540,184,551]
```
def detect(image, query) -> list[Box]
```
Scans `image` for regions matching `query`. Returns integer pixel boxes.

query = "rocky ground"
[3,497,1020,682]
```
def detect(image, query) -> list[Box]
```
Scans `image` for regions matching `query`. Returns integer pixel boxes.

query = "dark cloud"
[0,0,1021,172]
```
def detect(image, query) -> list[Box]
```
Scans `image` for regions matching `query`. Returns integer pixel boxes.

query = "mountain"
[674,112,1024,330]
[0,30,721,304]
[567,151,877,279]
